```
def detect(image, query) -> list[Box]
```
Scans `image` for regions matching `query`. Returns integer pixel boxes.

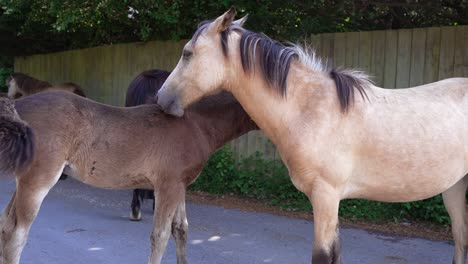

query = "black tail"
[0,98,35,176]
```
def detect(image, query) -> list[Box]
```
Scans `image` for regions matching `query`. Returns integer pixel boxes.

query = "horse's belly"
[345,156,466,202]
[63,164,153,189]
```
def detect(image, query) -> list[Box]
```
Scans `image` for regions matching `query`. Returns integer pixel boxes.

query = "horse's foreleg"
[309,183,341,264]
[442,175,468,264]
[148,185,185,264]
[172,200,188,264]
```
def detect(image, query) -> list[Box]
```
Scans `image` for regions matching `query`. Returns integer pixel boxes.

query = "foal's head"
[6,72,52,99]
[157,7,247,116]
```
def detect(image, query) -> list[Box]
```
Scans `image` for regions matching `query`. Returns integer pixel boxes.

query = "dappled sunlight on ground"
[88,247,104,251]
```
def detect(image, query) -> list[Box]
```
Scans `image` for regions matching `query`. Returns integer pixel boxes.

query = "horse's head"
[156,7,247,117]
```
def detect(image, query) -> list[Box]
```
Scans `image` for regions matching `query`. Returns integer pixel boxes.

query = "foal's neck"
[189,99,256,153]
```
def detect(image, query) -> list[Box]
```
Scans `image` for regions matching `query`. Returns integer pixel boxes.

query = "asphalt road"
[0,178,455,264]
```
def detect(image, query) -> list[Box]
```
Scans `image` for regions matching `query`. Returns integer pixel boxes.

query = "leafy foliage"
[191,145,456,225]
[0,67,11,92]
[0,55,12,92]
[0,1,467,56]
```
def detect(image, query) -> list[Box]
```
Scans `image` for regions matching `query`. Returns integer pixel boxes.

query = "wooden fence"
[15,25,468,161]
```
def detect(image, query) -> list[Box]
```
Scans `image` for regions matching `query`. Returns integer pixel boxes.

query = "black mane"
[191,21,371,112]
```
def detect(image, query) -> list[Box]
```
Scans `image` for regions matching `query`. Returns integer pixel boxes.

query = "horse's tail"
[0,97,35,177]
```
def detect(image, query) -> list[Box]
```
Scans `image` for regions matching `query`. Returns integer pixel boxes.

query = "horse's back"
[13,90,200,189]
[15,91,84,131]
[343,78,468,201]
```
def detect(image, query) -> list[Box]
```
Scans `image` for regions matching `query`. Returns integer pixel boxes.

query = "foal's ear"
[211,6,236,33]
[233,14,248,27]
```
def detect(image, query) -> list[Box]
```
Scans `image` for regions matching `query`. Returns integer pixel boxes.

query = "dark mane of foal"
[9,72,51,90]
[127,68,239,112]
[60,82,86,97]
[192,21,370,112]
[125,69,171,107]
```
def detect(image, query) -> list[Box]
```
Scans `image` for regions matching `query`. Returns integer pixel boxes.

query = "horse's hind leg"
[1,164,64,264]
[0,191,16,260]
[0,191,16,229]
[148,184,185,264]
[442,175,468,264]
[130,189,143,221]
[172,200,188,264]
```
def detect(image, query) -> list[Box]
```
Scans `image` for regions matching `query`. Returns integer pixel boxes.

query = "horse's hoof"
[129,211,142,221]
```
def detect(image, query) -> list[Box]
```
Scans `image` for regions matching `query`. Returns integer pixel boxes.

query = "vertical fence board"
[345,32,360,69]
[309,34,322,56]
[438,26,456,80]
[321,33,335,67]
[423,27,441,84]
[333,33,346,68]
[409,28,426,86]
[454,26,468,77]
[395,29,412,88]
[370,31,386,86]
[383,30,398,88]
[358,31,372,73]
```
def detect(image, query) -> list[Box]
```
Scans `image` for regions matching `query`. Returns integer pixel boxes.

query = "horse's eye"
[182,50,193,59]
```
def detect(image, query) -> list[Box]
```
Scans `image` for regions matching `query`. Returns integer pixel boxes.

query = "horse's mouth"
[156,95,184,117]
[165,100,184,117]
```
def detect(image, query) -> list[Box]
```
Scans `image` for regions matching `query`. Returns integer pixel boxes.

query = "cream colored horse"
[156,8,468,264]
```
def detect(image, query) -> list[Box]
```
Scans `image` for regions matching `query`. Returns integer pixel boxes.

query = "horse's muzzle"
[155,92,185,117]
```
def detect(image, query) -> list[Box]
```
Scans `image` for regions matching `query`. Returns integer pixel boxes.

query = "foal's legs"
[130,189,143,221]
[148,185,185,264]
[442,175,468,264]
[172,200,188,264]
[0,191,16,229]
[309,183,341,264]
[0,191,16,259]
[0,164,64,264]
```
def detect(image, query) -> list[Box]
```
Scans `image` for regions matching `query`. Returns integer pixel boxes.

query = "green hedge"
[0,66,12,92]
[190,145,461,225]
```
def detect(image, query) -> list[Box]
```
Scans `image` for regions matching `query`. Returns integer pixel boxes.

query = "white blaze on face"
[7,78,19,98]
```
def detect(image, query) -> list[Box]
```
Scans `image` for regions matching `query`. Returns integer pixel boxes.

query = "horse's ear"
[211,7,236,33]
[233,14,248,27]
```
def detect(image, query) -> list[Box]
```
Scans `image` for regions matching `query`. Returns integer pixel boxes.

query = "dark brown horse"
[126,69,171,221]
[5,72,87,182]
[0,85,256,264]
[6,72,86,99]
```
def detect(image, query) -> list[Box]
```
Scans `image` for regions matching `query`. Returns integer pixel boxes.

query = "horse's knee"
[171,221,187,241]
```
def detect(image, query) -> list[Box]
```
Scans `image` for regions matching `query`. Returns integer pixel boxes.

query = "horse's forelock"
[192,20,244,57]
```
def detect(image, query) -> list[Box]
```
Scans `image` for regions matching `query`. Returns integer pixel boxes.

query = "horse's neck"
[228,62,335,154]
[191,103,256,152]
